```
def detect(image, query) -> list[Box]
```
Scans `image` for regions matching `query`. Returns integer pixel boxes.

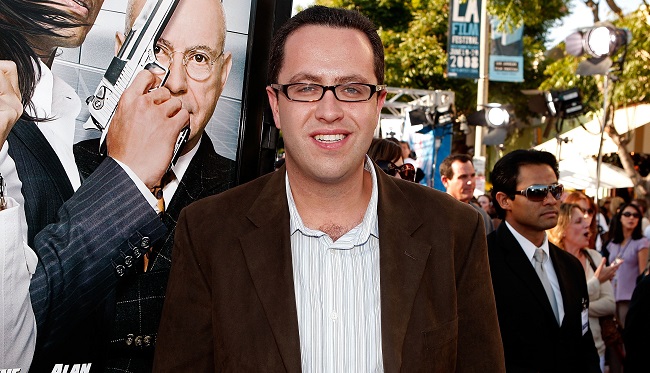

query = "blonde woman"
[549,203,621,371]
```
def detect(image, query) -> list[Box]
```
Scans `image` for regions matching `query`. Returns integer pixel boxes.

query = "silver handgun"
[87,0,189,168]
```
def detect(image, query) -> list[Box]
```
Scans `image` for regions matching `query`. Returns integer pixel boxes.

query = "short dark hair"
[0,0,81,121]
[267,5,384,85]
[367,137,401,164]
[439,154,473,180]
[490,149,559,219]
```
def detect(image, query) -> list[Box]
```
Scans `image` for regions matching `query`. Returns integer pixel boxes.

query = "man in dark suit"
[488,149,600,372]
[154,6,505,372]
[27,0,236,371]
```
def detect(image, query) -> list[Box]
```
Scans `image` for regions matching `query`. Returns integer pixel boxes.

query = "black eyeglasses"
[512,183,564,202]
[270,82,386,102]
[376,160,416,182]
[621,211,641,218]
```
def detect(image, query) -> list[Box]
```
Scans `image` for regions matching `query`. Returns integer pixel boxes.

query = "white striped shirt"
[286,157,383,372]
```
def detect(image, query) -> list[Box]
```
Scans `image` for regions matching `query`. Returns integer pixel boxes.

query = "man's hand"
[106,70,189,188]
[0,61,23,146]
[594,257,622,283]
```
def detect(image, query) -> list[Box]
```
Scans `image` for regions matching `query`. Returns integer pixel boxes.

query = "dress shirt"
[0,197,37,372]
[506,221,565,323]
[2,60,82,247]
[286,156,383,372]
[28,60,81,191]
[114,136,201,213]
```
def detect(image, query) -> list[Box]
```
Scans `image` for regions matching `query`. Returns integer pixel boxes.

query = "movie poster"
[447,0,482,79]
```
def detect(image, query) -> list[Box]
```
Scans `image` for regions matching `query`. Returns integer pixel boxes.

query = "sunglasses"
[512,183,564,202]
[621,211,641,219]
[376,160,416,182]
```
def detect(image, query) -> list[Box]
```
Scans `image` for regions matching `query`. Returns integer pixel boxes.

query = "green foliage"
[314,0,572,119]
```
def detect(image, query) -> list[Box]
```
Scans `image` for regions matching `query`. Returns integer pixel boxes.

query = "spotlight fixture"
[465,103,512,146]
[523,88,584,119]
[565,24,631,58]
[466,103,512,128]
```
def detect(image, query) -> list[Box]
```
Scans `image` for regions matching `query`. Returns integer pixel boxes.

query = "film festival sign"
[447,0,482,79]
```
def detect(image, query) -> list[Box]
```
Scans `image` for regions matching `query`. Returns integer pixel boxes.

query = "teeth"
[314,134,345,142]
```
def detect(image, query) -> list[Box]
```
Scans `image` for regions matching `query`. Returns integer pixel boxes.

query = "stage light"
[523,88,584,119]
[486,107,510,127]
[465,103,512,146]
[565,24,630,58]
[466,103,511,129]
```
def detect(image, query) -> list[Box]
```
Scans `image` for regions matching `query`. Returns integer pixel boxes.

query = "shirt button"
[141,237,151,248]
[330,311,338,320]
[115,265,125,277]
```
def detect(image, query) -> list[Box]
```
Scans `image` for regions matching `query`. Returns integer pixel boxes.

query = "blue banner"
[489,18,524,82]
[447,0,482,79]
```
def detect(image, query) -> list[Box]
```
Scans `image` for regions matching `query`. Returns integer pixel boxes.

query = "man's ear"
[115,32,126,55]
[266,86,281,130]
[495,191,512,212]
[440,175,449,188]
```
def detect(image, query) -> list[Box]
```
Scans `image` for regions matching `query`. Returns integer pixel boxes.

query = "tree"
[315,0,572,120]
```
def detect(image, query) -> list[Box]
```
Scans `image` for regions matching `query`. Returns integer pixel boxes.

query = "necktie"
[533,248,560,324]
[144,170,176,271]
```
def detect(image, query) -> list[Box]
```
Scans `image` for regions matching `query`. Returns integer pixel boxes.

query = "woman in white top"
[549,203,620,372]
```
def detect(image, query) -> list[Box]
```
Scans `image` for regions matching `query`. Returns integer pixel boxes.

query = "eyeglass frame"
[376,160,416,182]
[270,82,387,102]
[510,183,564,202]
[153,43,224,81]
[621,211,642,219]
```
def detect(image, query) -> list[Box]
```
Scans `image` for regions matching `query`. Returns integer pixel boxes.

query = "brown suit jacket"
[153,165,505,372]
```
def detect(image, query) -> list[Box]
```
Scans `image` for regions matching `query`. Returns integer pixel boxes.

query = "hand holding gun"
[87,0,190,173]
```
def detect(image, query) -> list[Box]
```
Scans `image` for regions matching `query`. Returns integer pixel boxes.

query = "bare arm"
[637,247,648,275]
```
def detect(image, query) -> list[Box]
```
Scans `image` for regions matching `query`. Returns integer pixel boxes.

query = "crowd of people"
[1,1,649,372]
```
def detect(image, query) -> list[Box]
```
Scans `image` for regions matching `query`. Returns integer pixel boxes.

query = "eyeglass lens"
[523,184,563,202]
[153,44,215,80]
[397,164,416,182]
[622,212,641,218]
[285,83,377,102]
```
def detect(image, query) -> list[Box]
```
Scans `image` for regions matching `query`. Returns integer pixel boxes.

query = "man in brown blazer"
[154,5,505,372]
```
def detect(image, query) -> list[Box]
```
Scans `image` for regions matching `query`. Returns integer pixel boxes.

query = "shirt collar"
[505,220,550,264]
[27,59,54,118]
[170,135,201,182]
[286,155,379,245]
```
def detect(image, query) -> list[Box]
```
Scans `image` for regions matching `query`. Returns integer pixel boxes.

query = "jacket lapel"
[10,119,74,200]
[498,224,560,326]
[375,168,432,371]
[239,168,302,372]
[156,136,236,271]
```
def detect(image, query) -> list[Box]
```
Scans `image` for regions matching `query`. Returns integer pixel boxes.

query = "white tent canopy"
[558,156,634,190]
[535,104,650,159]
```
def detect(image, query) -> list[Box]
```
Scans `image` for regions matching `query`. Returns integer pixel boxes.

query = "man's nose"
[314,90,344,122]
[163,58,188,94]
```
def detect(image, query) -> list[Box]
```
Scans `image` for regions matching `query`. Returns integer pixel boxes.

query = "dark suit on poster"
[487,223,600,373]
[54,134,235,372]
[6,120,168,364]
[154,164,506,372]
